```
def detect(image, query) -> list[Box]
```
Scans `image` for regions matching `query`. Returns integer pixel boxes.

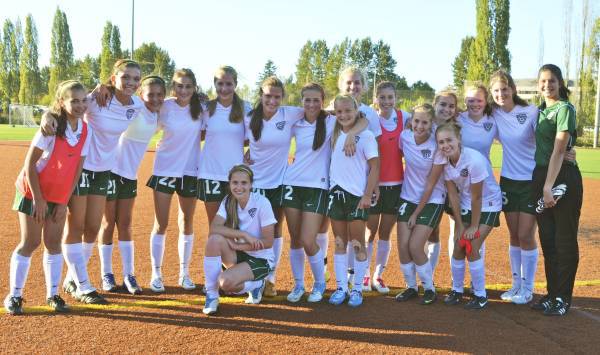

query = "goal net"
[9,104,39,127]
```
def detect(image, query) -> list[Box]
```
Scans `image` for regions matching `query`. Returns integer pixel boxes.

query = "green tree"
[467,0,495,84]
[492,0,511,71]
[111,25,122,59]
[48,7,74,95]
[578,17,600,131]
[74,55,100,90]
[294,40,314,85]
[324,38,350,97]
[256,59,277,87]
[18,15,42,104]
[99,22,122,83]
[311,40,329,84]
[0,20,22,108]
[133,42,175,79]
[452,36,475,94]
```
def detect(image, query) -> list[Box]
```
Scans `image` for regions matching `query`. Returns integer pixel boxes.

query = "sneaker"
[347,289,363,307]
[362,276,372,292]
[329,288,348,305]
[102,273,118,292]
[263,280,277,297]
[178,275,196,291]
[123,275,143,295]
[500,285,520,301]
[202,296,219,315]
[531,294,552,311]
[421,289,437,305]
[245,280,265,304]
[307,282,326,303]
[511,287,533,305]
[4,295,24,315]
[543,297,569,316]
[286,285,305,303]
[372,278,390,294]
[395,288,418,302]
[149,277,165,293]
[464,295,488,310]
[63,278,77,296]
[75,290,108,305]
[46,295,70,313]
[444,290,463,305]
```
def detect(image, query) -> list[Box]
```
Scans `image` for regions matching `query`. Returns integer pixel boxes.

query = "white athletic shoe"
[511,287,533,305]
[500,285,520,301]
[372,278,390,294]
[202,296,219,315]
[149,277,165,293]
[179,275,196,291]
[286,285,305,303]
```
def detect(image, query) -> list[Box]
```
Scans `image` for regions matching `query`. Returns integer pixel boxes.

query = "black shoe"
[531,294,552,311]
[47,295,70,313]
[3,295,24,315]
[444,290,463,305]
[464,295,488,309]
[421,289,437,305]
[75,291,108,305]
[543,297,569,316]
[63,279,77,296]
[395,288,418,302]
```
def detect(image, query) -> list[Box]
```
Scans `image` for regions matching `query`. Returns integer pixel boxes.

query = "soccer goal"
[8,104,40,127]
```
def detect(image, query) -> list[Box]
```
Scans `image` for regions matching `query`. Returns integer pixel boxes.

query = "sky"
[2,0,597,92]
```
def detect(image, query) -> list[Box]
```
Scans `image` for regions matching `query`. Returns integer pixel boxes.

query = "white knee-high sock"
[521,248,539,292]
[82,242,95,265]
[508,245,522,289]
[150,233,165,279]
[451,257,465,293]
[447,218,455,259]
[334,253,348,292]
[308,248,325,284]
[98,243,113,275]
[480,242,486,263]
[178,234,194,277]
[469,258,486,297]
[43,252,63,298]
[353,258,368,291]
[63,243,94,294]
[9,251,31,298]
[346,243,355,271]
[400,262,417,290]
[118,240,134,277]
[203,256,222,298]
[415,261,434,291]
[266,237,283,283]
[316,233,329,263]
[373,240,390,280]
[427,242,440,273]
[365,241,374,278]
[290,247,305,288]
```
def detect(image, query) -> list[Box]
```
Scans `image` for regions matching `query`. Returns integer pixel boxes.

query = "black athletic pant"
[532,164,583,303]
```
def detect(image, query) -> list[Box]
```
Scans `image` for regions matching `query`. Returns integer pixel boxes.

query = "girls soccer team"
[4,61,583,318]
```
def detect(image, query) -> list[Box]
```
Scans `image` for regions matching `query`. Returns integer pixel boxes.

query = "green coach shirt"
[535,100,577,167]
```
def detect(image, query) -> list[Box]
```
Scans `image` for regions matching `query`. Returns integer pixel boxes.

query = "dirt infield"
[0,143,599,353]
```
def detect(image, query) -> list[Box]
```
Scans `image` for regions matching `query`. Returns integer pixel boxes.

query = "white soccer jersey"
[283,115,336,190]
[400,130,446,204]
[457,112,497,160]
[31,118,91,173]
[379,110,412,132]
[329,129,379,197]
[198,101,251,181]
[492,105,538,180]
[443,147,502,212]
[84,95,144,172]
[359,103,383,137]
[216,192,277,265]
[152,98,204,177]
[244,106,304,189]
[113,105,158,180]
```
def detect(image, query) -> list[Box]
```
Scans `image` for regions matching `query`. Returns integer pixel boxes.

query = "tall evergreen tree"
[311,40,329,84]
[111,25,122,59]
[452,36,475,93]
[134,42,175,79]
[18,15,41,104]
[492,0,511,71]
[324,38,350,97]
[48,7,74,95]
[99,22,122,83]
[467,0,494,83]
[295,40,314,85]
[74,55,100,90]
[256,59,277,87]
[0,20,21,106]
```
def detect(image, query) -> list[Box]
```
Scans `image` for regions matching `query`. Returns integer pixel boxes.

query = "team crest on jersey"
[276,121,286,130]
[76,133,82,139]
[460,168,469,177]
[483,122,493,131]
[248,208,257,218]
[126,109,135,120]
[354,135,361,143]
[516,113,527,124]
[546,111,557,121]
[421,149,432,159]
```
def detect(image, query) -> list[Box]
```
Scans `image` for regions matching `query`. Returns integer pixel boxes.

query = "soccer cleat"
[75,290,108,305]
[202,296,219,315]
[307,282,326,303]
[46,295,70,313]
[63,278,77,296]
[543,297,569,316]
[123,275,143,295]
[347,289,364,307]
[179,275,196,291]
[531,294,552,311]
[4,295,24,315]
[263,280,277,297]
[286,285,305,303]
[500,285,520,301]
[362,276,372,292]
[245,280,265,304]
[328,288,348,306]
[511,287,533,305]
[101,273,118,292]
[149,277,165,293]
[464,295,488,310]
[444,290,463,305]
[421,289,437,305]
[395,288,418,302]
[372,278,390,294]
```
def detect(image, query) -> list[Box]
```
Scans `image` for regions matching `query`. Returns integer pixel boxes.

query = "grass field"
[1,124,599,178]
